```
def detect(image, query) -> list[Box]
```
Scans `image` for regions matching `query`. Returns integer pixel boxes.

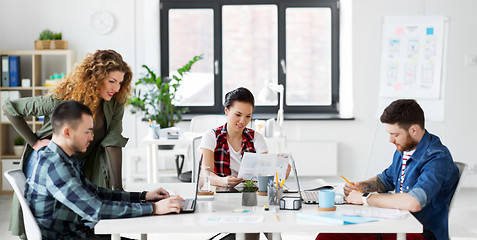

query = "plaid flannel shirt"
[213,124,256,177]
[25,141,153,240]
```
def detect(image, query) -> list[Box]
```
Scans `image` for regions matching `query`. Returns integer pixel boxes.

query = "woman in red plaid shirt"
[200,87,268,187]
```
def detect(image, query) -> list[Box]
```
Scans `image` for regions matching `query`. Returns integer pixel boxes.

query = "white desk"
[143,137,194,183]
[95,189,422,240]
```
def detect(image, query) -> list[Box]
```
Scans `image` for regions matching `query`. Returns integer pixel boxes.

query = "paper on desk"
[237,153,290,180]
[201,216,264,224]
[297,212,377,225]
[300,179,335,191]
[336,207,408,220]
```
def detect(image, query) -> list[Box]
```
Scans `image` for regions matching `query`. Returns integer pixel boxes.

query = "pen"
[149,119,159,138]
[341,175,362,193]
[275,172,280,204]
[279,179,285,188]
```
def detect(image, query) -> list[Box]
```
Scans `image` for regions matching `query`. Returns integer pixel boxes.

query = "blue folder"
[9,56,20,87]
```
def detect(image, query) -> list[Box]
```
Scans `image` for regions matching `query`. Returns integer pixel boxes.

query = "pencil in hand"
[341,175,362,193]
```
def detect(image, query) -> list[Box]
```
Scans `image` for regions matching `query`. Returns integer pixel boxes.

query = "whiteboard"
[377,16,449,122]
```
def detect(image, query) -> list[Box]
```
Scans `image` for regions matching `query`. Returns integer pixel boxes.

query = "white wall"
[0,0,138,71]
[1,0,475,187]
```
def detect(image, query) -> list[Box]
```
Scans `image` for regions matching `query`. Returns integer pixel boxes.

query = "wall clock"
[90,10,115,34]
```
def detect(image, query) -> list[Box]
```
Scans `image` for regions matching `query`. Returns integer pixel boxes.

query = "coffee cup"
[318,189,335,208]
[257,175,274,192]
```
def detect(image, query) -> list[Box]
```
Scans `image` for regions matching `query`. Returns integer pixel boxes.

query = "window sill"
[181,113,355,121]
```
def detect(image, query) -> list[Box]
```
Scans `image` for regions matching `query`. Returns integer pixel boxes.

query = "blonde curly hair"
[49,49,132,119]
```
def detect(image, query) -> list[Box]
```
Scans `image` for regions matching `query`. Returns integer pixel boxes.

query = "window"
[222,4,278,106]
[160,0,340,116]
[168,8,214,106]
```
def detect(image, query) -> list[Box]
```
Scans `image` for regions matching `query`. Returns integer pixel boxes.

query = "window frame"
[160,0,340,116]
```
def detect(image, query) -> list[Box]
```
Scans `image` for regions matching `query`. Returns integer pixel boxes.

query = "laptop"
[289,156,345,205]
[179,159,203,213]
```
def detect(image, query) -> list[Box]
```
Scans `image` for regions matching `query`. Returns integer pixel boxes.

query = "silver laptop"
[289,156,345,205]
[180,159,202,213]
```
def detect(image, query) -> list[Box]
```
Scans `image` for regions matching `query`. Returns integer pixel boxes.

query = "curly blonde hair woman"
[3,49,132,237]
[51,49,132,118]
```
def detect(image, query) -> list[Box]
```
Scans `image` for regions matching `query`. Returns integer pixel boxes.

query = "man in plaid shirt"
[25,100,183,239]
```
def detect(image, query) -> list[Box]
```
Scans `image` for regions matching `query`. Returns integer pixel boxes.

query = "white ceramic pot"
[13,145,24,156]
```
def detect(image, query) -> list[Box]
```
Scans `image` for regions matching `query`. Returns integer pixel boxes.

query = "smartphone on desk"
[215,186,242,193]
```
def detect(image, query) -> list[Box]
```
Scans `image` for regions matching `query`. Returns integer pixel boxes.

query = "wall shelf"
[0,49,76,192]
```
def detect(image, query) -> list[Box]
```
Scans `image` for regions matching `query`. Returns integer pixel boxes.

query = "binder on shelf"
[1,55,9,87]
[9,56,20,87]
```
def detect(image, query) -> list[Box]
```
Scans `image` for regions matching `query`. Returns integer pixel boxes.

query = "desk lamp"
[258,79,284,137]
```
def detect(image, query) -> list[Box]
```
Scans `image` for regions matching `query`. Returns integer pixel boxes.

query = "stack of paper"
[237,153,290,180]
[300,179,334,191]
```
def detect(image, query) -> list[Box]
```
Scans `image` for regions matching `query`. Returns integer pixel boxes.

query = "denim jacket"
[377,131,459,240]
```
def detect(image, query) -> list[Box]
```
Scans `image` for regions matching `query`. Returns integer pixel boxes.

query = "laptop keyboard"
[303,191,318,203]
[302,191,346,205]
[181,198,194,211]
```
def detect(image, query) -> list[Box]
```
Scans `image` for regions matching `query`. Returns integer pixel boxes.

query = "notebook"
[289,156,346,205]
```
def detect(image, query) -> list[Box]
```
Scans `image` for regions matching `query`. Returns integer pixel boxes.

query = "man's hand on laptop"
[146,187,171,201]
[153,195,184,215]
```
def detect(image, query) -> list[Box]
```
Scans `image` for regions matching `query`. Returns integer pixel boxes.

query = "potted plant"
[128,55,203,130]
[13,136,25,156]
[241,180,258,206]
[35,29,68,50]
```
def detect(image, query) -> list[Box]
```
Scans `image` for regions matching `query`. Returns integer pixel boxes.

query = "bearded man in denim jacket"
[317,99,459,240]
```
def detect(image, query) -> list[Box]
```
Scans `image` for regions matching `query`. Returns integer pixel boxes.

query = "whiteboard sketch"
[379,16,447,99]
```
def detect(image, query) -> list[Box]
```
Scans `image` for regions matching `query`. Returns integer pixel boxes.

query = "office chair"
[4,169,42,240]
[178,136,203,182]
[449,161,467,212]
[177,115,225,182]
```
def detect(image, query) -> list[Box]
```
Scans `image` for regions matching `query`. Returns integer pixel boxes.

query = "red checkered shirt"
[213,124,256,177]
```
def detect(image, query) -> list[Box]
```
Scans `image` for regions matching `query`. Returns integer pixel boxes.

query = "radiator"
[287,141,338,176]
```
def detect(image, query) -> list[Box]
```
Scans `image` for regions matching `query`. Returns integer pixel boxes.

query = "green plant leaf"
[242,180,257,192]
[128,55,203,128]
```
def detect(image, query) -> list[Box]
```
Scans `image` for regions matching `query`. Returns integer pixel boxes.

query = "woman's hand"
[32,139,50,151]
[225,176,243,187]
[152,195,184,215]
[285,164,292,179]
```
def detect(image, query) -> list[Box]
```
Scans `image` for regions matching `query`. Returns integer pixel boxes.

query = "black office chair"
[177,136,202,182]
[175,155,190,182]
